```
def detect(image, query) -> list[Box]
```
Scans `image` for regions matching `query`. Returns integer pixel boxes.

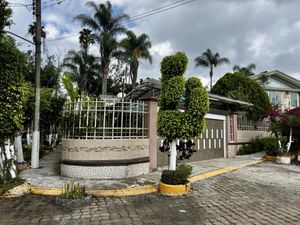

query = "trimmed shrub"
[237,136,279,156]
[160,52,188,80]
[211,72,270,121]
[157,52,209,140]
[161,164,192,185]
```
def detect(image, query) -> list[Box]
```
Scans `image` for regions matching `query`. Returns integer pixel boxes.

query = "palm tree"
[79,28,95,52]
[194,49,230,90]
[63,50,99,96]
[119,31,152,88]
[28,22,46,42]
[74,1,129,94]
[233,63,256,76]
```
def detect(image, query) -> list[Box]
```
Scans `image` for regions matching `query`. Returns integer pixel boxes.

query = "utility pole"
[31,0,41,168]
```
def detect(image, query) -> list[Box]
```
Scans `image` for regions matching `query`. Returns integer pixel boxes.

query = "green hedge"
[237,136,279,156]
[211,72,270,121]
[161,164,192,185]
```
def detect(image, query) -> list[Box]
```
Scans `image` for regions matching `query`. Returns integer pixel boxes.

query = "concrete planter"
[159,182,191,196]
[54,195,92,207]
[263,155,277,161]
[276,156,291,165]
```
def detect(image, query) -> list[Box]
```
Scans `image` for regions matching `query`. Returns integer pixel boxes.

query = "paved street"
[1,161,300,225]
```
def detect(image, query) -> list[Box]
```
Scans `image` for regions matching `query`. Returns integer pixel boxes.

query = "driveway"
[1,161,300,225]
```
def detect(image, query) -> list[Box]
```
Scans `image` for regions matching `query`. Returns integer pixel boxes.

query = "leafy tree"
[74,1,129,94]
[39,88,66,144]
[119,30,152,88]
[0,37,27,144]
[41,56,61,90]
[233,63,256,76]
[61,73,79,102]
[24,51,61,90]
[0,0,13,35]
[194,49,230,90]
[211,72,270,121]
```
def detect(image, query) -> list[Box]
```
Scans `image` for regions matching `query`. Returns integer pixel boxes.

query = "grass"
[0,177,25,195]
[59,182,87,200]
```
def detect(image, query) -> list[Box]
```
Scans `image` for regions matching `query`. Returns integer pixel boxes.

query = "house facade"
[252,70,300,111]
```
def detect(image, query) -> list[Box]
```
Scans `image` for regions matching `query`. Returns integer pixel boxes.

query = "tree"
[79,28,95,52]
[74,1,129,94]
[63,49,99,96]
[24,51,61,90]
[158,52,209,170]
[119,31,152,88]
[194,49,230,90]
[211,72,270,121]
[0,0,12,35]
[233,63,256,76]
[28,22,46,42]
[61,73,79,101]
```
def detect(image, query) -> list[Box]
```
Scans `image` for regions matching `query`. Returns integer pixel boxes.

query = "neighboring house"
[252,70,300,111]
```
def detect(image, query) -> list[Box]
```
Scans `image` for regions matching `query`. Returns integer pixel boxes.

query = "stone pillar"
[143,98,158,171]
[227,112,239,158]
[232,113,238,143]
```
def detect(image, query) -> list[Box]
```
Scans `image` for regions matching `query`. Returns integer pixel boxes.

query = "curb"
[1,159,264,198]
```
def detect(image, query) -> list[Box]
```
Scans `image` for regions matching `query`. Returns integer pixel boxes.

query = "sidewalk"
[20,147,264,196]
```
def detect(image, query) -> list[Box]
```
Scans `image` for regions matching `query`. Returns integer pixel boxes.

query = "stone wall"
[237,130,270,143]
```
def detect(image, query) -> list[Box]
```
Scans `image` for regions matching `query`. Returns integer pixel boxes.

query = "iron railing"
[62,98,148,139]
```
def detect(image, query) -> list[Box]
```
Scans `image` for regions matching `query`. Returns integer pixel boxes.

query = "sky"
[8,0,300,88]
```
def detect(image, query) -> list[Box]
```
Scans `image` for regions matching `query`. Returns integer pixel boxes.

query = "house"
[252,70,300,111]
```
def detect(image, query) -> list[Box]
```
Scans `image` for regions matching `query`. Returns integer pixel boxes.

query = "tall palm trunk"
[132,61,139,88]
[209,66,213,90]
[101,59,108,95]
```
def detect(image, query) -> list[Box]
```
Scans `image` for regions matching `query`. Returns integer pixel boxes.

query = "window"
[268,91,283,105]
[291,92,298,107]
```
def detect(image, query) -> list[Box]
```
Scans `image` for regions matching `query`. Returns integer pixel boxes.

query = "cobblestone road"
[1,162,300,225]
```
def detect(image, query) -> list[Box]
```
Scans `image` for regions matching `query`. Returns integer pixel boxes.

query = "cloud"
[9,0,300,84]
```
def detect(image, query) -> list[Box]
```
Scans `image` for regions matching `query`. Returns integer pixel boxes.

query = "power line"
[4,30,34,45]
[126,0,196,23]
[46,0,196,43]
[129,0,190,20]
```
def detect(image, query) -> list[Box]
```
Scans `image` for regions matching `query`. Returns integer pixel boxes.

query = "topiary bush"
[161,164,192,185]
[157,52,209,142]
[158,52,209,170]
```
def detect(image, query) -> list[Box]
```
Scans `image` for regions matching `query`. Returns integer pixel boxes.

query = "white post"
[286,128,293,152]
[14,132,24,163]
[169,139,177,170]
[26,127,31,145]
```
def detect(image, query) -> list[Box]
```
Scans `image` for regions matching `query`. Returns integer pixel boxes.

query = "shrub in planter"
[160,165,192,195]
[161,164,192,185]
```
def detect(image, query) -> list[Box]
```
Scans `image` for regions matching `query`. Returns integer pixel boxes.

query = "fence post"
[143,97,158,171]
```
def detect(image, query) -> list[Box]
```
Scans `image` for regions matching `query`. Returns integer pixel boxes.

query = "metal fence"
[237,115,270,131]
[62,98,148,139]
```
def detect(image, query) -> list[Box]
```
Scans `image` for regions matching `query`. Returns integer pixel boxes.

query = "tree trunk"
[132,62,139,88]
[14,131,24,163]
[209,67,213,91]
[169,139,177,170]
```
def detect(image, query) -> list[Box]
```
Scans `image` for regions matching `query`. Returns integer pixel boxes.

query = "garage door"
[157,114,226,166]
